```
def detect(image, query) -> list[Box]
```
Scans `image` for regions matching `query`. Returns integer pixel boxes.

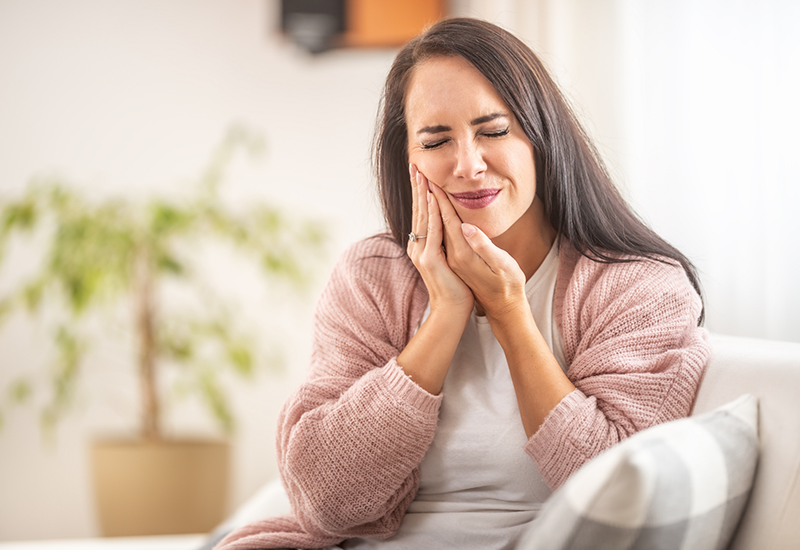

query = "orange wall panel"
[344,0,445,47]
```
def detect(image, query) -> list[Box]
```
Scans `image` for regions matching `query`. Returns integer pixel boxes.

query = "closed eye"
[484,128,509,138]
[420,127,508,150]
[421,139,449,150]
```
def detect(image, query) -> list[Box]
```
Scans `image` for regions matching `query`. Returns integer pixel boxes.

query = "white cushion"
[198,479,291,550]
[516,394,759,550]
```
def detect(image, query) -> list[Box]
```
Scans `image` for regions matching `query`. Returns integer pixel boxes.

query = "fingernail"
[427,190,432,204]
[409,164,418,178]
[461,223,477,237]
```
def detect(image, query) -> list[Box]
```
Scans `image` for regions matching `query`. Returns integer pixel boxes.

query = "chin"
[460,207,520,242]
[473,221,512,241]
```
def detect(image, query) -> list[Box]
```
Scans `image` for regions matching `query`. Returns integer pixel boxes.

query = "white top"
[343,241,566,550]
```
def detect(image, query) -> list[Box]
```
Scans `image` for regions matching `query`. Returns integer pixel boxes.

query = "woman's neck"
[492,196,557,281]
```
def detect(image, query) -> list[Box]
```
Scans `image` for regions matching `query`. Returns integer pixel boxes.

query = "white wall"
[468,0,800,342]
[619,0,800,341]
[1,0,798,542]
[0,0,392,540]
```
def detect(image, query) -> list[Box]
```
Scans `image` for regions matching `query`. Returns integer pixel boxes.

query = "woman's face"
[404,55,540,242]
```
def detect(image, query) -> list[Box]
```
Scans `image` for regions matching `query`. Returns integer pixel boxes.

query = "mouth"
[449,189,501,210]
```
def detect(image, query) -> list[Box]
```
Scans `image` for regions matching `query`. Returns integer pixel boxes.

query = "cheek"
[408,152,449,185]
[505,148,537,195]
[515,161,537,195]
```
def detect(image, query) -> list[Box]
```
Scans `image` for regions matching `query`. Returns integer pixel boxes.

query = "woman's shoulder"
[318,233,427,342]
[555,240,706,366]
[334,233,416,282]
[558,240,696,297]
[556,239,703,326]
[339,233,404,262]
[324,233,425,308]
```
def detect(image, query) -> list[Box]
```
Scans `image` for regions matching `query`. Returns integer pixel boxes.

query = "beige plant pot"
[91,439,230,536]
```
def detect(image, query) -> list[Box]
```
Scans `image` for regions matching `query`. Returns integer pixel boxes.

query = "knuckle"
[417,252,433,269]
[446,256,463,274]
[452,248,471,266]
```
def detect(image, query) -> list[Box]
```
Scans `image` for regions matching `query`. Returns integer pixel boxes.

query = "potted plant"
[0,126,325,536]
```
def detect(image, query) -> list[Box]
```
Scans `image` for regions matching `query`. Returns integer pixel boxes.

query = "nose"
[453,141,487,180]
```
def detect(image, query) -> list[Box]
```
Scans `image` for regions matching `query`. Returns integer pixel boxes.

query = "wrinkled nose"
[453,142,487,180]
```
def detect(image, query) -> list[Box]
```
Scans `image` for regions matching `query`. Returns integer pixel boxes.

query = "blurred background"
[0,0,798,541]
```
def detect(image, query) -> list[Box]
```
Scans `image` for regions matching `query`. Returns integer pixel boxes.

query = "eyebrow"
[416,112,509,135]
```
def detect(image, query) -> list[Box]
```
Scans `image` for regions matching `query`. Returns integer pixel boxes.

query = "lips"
[449,189,500,210]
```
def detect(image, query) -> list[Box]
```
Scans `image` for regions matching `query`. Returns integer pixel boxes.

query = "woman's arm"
[396,166,474,394]
[276,236,439,541]
[275,167,486,539]
[428,182,708,490]
[481,297,576,437]
[426,181,576,436]
[525,250,709,489]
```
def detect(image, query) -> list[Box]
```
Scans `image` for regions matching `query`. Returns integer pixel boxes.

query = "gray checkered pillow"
[517,394,759,550]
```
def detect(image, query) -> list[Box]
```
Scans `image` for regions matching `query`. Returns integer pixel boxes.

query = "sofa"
[204,332,800,550]
[690,334,800,549]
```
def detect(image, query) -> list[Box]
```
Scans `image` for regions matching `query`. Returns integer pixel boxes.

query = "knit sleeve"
[277,237,437,542]
[524,251,710,490]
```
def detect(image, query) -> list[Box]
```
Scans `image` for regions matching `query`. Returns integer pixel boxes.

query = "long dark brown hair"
[373,17,703,322]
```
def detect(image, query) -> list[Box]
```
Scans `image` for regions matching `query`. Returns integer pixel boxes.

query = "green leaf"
[226,344,253,377]
[22,278,46,312]
[9,379,32,404]
[47,327,84,421]
[44,204,135,313]
[149,202,194,236]
[155,252,184,275]
[302,222,326,247]
[160,330,194,362]
[1,199,38,235]
[40,406,57,435]
[198,369,234,435]
[0,297,13,321]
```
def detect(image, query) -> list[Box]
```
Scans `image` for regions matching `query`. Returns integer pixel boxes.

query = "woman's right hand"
[396,165,473,395]
[406,165,474,317]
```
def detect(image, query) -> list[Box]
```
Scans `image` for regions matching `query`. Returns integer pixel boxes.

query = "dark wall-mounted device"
[281,0,346,54]
[280,0,445,54]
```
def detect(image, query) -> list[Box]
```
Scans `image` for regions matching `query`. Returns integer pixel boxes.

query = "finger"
[409,164,420,235]
[425,186,444,254]
[461,223,517,275]
[460,223,493,271]
[408,165,429,257]
[428,182,470,258]
[415,169,430,239]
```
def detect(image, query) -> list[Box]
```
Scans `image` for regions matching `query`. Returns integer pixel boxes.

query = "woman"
[217,17,709,550]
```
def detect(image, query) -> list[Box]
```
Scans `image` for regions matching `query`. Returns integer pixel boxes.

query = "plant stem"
[136,245,160,441]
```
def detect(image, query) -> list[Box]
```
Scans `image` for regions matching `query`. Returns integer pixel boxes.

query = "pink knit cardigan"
[217,235,709,550]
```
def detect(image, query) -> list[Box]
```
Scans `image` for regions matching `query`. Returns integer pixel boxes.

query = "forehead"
[404,56,509,124]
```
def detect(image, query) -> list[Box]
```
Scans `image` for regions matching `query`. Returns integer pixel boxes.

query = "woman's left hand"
[428,182,528,321]
[429,182,575,437]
